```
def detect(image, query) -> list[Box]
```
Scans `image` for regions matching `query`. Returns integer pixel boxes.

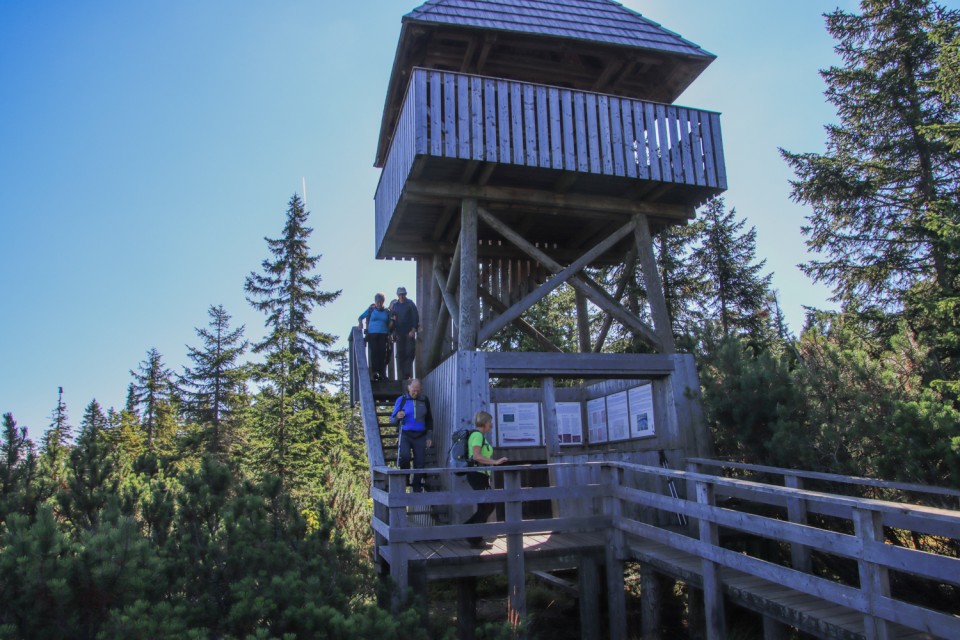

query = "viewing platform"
[374,68,726,261]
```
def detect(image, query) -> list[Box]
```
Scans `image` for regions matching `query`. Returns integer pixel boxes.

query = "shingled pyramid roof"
[404,0,714,59]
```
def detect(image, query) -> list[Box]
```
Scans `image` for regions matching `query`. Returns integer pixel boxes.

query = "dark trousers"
[395,332,416,380]
[397,429,427,491]
[366,332,388,380]
[464,472,495,543]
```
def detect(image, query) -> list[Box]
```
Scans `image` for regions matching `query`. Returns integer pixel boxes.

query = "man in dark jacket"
[390,378,433,492]
[390,286,419,381]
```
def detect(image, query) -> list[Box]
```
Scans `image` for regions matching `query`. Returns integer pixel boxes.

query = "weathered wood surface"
[375,68,726,258]
[371,462,960,639]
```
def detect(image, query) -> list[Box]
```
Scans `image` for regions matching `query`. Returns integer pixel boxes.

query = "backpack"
[449,428,479,473]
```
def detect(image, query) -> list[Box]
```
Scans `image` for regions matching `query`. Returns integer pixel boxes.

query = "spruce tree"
[57,399,117,532]
[691,197,773,341]
[244,194,341,489]
[781,0,960,310]
[38,387,73,498]
[0,412,39,523]
[179,304,249,456]
[657,220,710,350]
[129,348,177,447]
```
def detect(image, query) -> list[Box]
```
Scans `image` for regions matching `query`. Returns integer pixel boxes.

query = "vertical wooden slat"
[542,377,560,459]
[708,112,728,189]
[443,72,457,158]
[855,508,892,640]
[484,78,497,163]
[689,109,706,186]
[679,108,695,185]
[667,106,682,182]
[598,94,613,175]
[785,475,813,573]
[536,85,550,168]
[645,102,661,182]
[633,101,649,180]
[562,89,575,171]
[471,76,483,161]
[700,113,718,188]
[414,69,427,155]
[574,92,589,173]
[655,103,671,181]
[578,556,601,640]
[549,87,563,170]
[696,480,726,640]
[459,198,479,350]
[430,70,443,157]
[504,471,527,628]
[621,100,637,179]
[586,93,600,173]
[510,82,524,166]
[610,96,625,176]
[523,83,537,166]
[458,73,470,159]
[497,79,511,164]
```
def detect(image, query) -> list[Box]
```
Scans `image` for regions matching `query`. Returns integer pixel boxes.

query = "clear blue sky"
[5,0,936,438]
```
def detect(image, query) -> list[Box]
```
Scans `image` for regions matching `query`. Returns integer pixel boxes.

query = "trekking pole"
[659,449,688,526]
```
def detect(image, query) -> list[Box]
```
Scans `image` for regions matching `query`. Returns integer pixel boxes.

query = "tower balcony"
[374,68,726,262]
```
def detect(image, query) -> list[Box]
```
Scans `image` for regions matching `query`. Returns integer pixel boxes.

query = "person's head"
[374,292,385,306]
[396,286,407,299]
[474,410,493,432]
[407,378,421,397]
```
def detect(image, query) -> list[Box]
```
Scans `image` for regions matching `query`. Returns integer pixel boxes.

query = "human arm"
[470,443,507,466]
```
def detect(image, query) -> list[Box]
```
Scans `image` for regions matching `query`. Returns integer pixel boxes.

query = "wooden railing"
[373,461,960,639]
[374,68,727,254]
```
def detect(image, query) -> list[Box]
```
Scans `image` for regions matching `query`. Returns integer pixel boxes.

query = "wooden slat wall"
[374,69,727,255]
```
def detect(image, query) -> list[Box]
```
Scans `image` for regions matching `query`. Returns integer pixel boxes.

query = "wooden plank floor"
[627,539,939,640]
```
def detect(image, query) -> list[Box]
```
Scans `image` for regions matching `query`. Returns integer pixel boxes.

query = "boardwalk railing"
[374,67,727,254]
[373,461,960,639]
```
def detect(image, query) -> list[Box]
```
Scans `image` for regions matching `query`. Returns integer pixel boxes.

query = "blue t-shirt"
[358,305,391,334]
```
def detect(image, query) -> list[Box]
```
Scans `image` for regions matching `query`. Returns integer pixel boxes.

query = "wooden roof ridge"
[404,0,715,60]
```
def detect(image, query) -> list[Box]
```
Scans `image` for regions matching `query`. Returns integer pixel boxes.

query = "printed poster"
[628,384,656,438]
[606,390,630,441]
[586,397,608,443]
[495,402,541,447]
[555,402,583,446]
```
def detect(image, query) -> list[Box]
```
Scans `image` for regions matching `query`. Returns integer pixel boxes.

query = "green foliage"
[0,413,40,525]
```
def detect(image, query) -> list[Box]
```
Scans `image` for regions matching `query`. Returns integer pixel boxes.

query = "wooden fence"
[375,67,727,255]
[373,461,960,639]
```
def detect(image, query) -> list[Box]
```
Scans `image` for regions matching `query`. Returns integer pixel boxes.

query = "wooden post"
[416,256,433,379]
[579,555,601,640]
[541,377,560,460]
[576,290,591,352]
[633,214,675,354]
[459,198,479,350]
[457,577,478,640]
[762,616,789,640]
[603,465,627,640]
[640,563,661,640]
[784,475,812,573]
[504,470,526,630]
[854,507,892,640]
[695,480,725,640]
[388,472,410,602]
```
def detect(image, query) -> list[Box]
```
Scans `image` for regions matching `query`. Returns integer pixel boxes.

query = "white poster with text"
[586,397,608,443]
[555,402,584,446]
[495,402,541,447]
[606,391,630,441]
[628,384,656,438]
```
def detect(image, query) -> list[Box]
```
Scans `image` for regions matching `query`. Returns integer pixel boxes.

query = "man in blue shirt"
[390,378,433,492]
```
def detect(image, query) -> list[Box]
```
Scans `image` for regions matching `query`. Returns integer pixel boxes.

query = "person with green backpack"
[462,410,508,549]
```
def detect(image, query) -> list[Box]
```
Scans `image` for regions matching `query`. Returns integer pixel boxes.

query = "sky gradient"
[5,0,936,438]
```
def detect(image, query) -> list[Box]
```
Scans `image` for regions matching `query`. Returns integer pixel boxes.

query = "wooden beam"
[576,290,591,353]
[459,198,479,350]
[477,206,662,350]
[476,213,636,344]
[406,179,695,220]
[433,261,461,329]
[634,214,676,354]
[428,242,460,369]
[477,287,562,352]
[542,377,560,460]
[484,352,675,377]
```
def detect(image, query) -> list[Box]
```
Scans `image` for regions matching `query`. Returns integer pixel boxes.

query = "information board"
[555,402,584,446]
[586,397,608,443]
[494,402,541,447]
[628,384,656,438]
[606,390,630,441]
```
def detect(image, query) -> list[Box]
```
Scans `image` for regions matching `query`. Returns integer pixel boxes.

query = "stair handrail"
[350,326,386,468]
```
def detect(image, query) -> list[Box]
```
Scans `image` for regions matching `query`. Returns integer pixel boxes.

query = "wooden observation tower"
[372,0,725,468]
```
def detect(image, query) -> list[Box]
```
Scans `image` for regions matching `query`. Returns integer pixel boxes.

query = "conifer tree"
[57,399,117,532]
[38,387,73,497]
[691,197,773,341]
[245,193,340,391]
[244,194,342,488]
[781,1,960,311]
[180,304,249,456]
[129,348,177,447]
[657,220,710,349]
[0,413,39,523]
